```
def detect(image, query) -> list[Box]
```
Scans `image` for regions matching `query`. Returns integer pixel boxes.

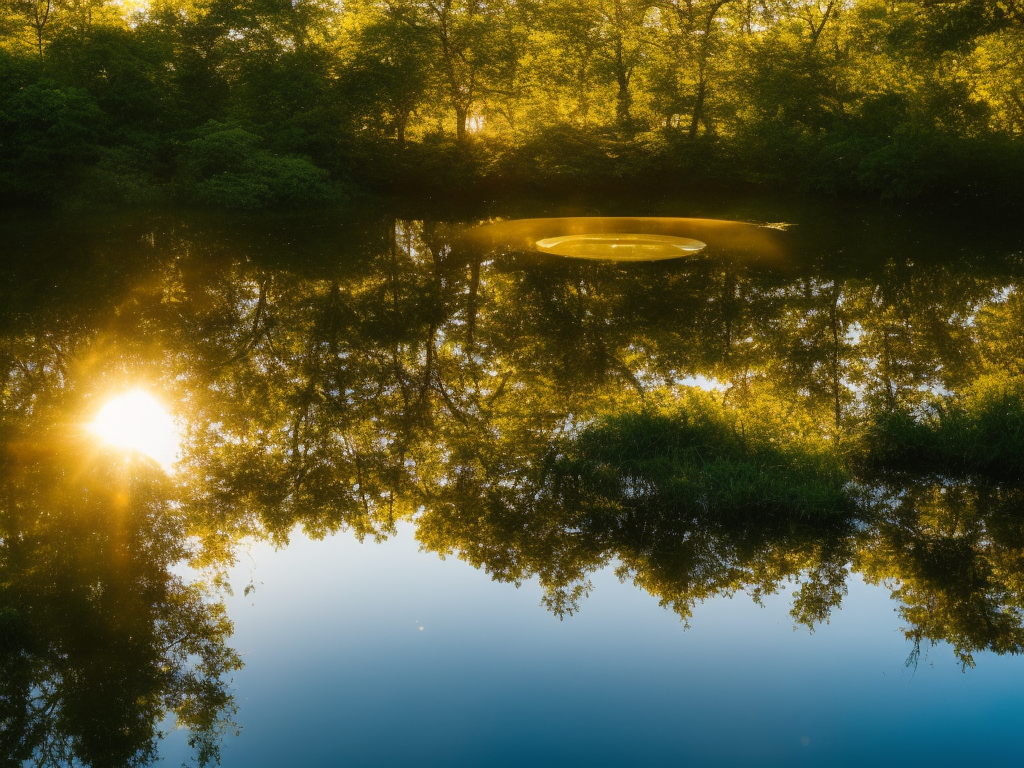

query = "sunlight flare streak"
[88,390,180,471]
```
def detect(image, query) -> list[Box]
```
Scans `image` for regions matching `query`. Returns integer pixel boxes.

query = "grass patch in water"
[865,376,1024,480]
[559,397,856,521]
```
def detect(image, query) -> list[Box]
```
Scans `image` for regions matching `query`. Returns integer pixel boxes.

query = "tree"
[341,2,432,145]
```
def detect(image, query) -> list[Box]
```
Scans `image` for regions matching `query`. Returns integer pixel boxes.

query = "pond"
[2,197,1024,767]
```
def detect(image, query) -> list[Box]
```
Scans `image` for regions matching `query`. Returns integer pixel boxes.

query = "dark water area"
[2,197,1024,767]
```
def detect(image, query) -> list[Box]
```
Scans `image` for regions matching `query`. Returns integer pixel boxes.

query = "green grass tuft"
[559,400,856,522]
[864,376,1024,480]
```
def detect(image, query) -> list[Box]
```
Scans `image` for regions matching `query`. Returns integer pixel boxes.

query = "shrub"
[78,145,165,205]
[864,375,1024,479]
[0,82,103,202]
[558,398,856,521]
[177,121,338,209]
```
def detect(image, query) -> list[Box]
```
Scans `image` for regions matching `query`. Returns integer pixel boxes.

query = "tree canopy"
[1,0,1023,205]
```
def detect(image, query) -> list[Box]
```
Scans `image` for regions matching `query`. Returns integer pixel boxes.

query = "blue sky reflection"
[161,524,1024,768]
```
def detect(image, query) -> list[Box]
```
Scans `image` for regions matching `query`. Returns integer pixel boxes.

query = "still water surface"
[2,198,1024,766]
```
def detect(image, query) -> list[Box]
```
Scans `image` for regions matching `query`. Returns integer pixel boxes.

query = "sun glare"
[89,390,180,471]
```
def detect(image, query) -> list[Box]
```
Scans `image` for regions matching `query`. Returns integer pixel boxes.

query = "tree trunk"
[32,0,53,62]
[396,112,408,147]
[614,40,632,132]
[829,286,843,430]
[466,259,480,351]
[688,79,706,138]
[455,104,468,142]
[616,73,633,130]
[687,0,734,138]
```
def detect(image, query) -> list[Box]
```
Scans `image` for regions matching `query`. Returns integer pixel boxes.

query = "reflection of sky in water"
[162,525,1024,768]
[676,374,728,392]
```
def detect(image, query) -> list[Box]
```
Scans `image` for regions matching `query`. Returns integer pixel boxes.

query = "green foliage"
[857,477,1024,668]
[178,121,339,209]
[79,144,165,205]
[46,26,175,134]
[491,125,618,186]
[339,11,432,145]
[560,400,857,521]
[0,0,1023,204]
[0,434,242,768]
[865,376,1024,478]
[0,606,35,767]
[0,81,102,201]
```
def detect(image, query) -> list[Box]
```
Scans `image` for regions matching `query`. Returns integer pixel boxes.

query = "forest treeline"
[2,0,1023,206]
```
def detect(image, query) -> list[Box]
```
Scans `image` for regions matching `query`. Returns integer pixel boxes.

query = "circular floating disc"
[534,233,707,261]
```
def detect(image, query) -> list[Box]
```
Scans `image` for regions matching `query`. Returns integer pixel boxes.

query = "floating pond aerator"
[534,233,707,261]
[459,217,788,264]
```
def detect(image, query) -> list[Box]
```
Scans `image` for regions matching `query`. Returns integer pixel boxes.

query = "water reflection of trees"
[0,441,241,767]
[858,476,1024,668]
[0,237,241,766]
[416,401,857,624]
[163,217,1024,629]
[146,216,1024,633]
[4,213,1024,763]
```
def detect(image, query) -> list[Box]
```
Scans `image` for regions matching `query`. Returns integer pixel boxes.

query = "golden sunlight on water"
[534,233,706,261]
[88,390,180,471]
[461,217,788,263]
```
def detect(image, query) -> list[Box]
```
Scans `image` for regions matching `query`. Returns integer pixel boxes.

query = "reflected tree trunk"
[828,283,844,430]
[466,258,480,351]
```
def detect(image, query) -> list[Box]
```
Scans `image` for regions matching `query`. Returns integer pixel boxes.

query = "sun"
[89,390,180,471]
